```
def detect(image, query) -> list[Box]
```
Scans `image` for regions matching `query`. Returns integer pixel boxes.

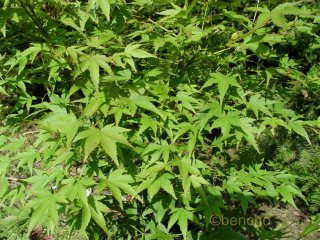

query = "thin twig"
[148,18,177,37]
[253,0,261,22]
[7,177,21,182]
[17,0,48,40]
[22,130,40,135]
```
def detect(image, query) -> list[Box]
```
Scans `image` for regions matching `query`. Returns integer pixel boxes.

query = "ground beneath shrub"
[258,204,320,240]
[18,204,320,239]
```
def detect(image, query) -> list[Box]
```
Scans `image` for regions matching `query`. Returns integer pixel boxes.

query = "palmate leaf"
[150,195,175,224]
[133,114,160,138]
[38,107,82,146]
[177,158,202,181]
[136,167,176,200]
[5,43,46,73]
[137,162,166,180]
[236,118,260,152]
[26,190,66,235]
[60,181,110,237]
[211,112,237,135]
[148,173,177,200]
[76,125,131,165]
[142,140,173,164]
[59,177,95,203]
[271,2,311,29]
[287,120,311,144]
[100,125,132,164]
[88,196,109,234]
[202,73,240,104]
[172,122,197,143]
[211,111,260,152]
[168,208,195,240]
[247,94,274,118]
[277,184,297,208]
[80,54,114,90]
[196,100,222,130]
[76,125,132,164]
[175,91,200,114]
[87,0,111,21]
[250,2,312,30]
[60,15,84,32]
[130,93,166,119]
[125,44,157,58]
[97,168,138,209]
[97,0,111,21]
[186,174,210,203]
[79,196,110,236]
[81,93,105,118]
[77,128,100,162]
[15,148,40,173]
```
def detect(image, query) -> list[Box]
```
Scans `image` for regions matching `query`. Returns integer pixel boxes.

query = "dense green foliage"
[0,0,319,239]
[269,88,320,215]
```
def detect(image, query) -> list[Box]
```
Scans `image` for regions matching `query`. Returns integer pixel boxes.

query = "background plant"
[0,0,319,239]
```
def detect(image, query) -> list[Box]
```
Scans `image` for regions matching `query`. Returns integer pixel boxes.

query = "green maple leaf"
[147,172,177,200]
[26,191,66,235]
[142,140,173,164]
[79,196,110,235]
[211,112,260,152]
[130,93,165,119]
[125,44,157,58]
[134,114,160,138]
[97,168,139,209]
[202,72,240,104]
[80,54,113,90]
[76,125,132,164]
[168,208,195,239]
[97,0,111,21]
[247,94,273,118]
[175,91,200,114]
[39,107,81,146]
[287,120,311,144]
[211,112,239,135]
